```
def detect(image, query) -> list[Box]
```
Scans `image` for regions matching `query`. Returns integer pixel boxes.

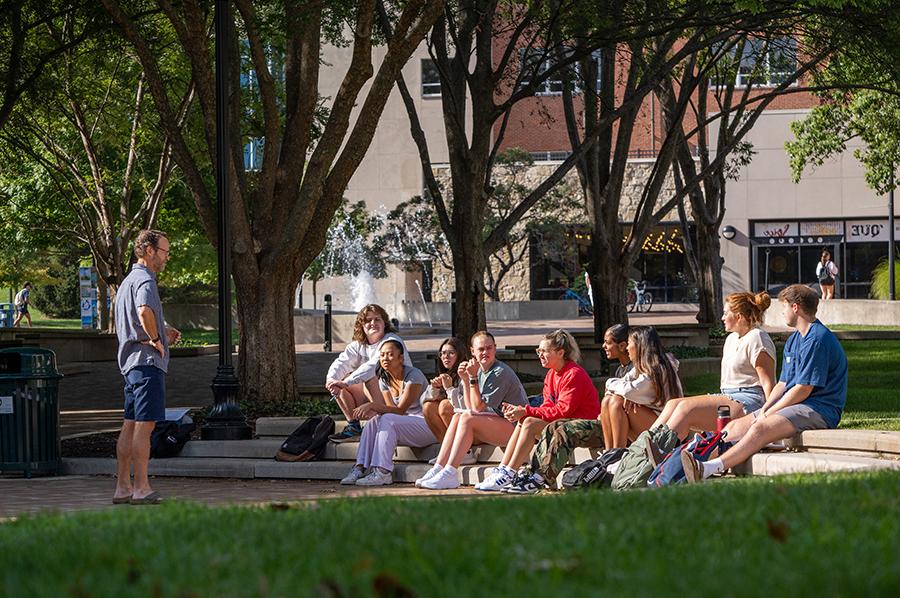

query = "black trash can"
[0,347,63,477]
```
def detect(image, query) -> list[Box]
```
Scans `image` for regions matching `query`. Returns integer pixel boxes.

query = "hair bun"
[753,291,771,312]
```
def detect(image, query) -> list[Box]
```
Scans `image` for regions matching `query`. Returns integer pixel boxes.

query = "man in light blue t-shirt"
[112,230,181,505]
[684,284,848,482]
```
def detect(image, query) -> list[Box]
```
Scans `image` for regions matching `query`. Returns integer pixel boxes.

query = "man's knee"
[521,416,544,429]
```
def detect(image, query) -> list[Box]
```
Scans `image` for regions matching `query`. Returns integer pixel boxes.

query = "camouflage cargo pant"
[527,418,604,488]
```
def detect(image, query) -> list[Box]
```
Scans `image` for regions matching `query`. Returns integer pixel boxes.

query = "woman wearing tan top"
[650,291,777,441]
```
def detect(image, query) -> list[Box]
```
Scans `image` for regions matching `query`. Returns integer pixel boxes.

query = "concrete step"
[733,451,900,476]
[61,457,500,484]
[184,435,602,465]
[785,429,900,459]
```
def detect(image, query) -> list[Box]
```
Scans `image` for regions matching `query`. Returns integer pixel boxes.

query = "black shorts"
[16,305,28,315]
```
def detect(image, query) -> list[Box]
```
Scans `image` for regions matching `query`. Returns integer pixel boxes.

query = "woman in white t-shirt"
[816,249,839,300]
[651,291,776,441]
[325,304,412,443]
[339,340,434,486]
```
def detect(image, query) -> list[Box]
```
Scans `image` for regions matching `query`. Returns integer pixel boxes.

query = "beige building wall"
[717,109,885,296]
[306,42,467,315]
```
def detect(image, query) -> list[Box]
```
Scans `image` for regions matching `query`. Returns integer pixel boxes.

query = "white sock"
[702,458,725,478]
[499,464,514,475]
[441,465,458,476]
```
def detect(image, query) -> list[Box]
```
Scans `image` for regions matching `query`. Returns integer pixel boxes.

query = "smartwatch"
[150,336,160,343]
[468,377,478,386]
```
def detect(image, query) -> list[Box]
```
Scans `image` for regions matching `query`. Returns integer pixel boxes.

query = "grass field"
[1,471,898,596]
[682,340,900,431]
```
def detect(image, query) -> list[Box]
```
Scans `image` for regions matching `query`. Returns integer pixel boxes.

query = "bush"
[870,258,900,300]
[30,260,79,318]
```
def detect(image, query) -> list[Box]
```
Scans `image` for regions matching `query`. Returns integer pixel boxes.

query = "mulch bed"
[61,432,120,458]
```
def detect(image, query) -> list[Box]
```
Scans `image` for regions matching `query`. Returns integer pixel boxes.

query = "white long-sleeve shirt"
[605,356,680,409]
[326,333,413,386]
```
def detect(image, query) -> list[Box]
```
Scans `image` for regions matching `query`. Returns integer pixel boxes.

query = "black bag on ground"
[275,416,336,462]
[150,419,196,458]
[561,448,628,490]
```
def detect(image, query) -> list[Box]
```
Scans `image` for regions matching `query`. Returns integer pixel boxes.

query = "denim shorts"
[123,365,166,422]
[720,386,765,413]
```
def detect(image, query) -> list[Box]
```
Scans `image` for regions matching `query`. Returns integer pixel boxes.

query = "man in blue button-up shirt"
[112,229,181,505]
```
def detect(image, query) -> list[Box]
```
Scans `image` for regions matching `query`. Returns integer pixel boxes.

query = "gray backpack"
[611,425,680,491]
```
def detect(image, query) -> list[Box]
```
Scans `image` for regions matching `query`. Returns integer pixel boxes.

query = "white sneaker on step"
[415,464,443,488]
[340,466,365,485]
[474,468,513,491]
[421,467,459,490]
[356,468,393,486]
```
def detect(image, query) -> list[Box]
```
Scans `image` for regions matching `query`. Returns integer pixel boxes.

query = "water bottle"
[716,405,731,433]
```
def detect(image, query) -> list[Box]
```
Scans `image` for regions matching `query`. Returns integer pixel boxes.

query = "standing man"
[683,284,848,482]
[13,282,32,327]
[113,230,180,505]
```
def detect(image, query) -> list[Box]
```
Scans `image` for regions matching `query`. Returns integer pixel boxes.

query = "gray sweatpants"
[355,413,437,472]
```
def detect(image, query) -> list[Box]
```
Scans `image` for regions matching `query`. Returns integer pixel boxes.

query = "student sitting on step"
[325,304,412,443]
[416,331,528,490]
[421,337,470,442]
[475,329,600,494]
[339,340,435,486]
[683,284,848,482]
[645,292,776,464]
[600,326,681,449]
[507,324,632,492]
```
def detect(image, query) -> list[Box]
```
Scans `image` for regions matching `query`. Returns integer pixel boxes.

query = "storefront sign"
[753,222,797,238]
[800,221,843,237]
[0,396,13,415]
[846,219,900,243]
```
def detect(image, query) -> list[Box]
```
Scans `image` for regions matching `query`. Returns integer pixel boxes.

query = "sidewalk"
[56,312,700,438]
[0,476,478,519]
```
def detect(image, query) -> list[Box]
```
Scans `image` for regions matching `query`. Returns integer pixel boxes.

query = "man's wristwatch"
[468,377,478,386]
[150,336,160,343]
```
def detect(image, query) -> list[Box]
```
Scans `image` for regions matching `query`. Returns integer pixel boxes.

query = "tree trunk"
[451,244,487,342]
[589,237,629,344]
[694,218,724,325]
[234,267,299,406]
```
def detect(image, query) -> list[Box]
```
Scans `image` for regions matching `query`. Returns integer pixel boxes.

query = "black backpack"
[275,416,336,462]
[150,419,196,458]
[561,448,627,490]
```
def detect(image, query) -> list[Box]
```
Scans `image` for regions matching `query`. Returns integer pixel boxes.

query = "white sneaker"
[340,466,365,485]
[415,464,443,488]
[355,468,393,486]
[421,466,459,490]
[474,468,513,491]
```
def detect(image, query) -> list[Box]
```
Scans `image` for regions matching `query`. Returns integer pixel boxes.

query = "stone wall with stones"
[426,160,678,302]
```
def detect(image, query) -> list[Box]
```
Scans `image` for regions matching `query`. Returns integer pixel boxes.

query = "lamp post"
[890,174,896,301]
[202,0,251,441]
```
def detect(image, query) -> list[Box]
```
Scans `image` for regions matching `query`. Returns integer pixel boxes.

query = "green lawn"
[1,471,898,596]
[682,339,900,431]
[829,324,900,331]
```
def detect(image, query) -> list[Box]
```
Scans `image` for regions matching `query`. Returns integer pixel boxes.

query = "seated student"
[340,340,434,486]
[421,337,470,442]
[475,329,600,493]
[416,331,528,490]
[683,284,848,482]
[515,324,632,491]
[600,326,681,449]
[648,292,776,456]
[325,304,412,443]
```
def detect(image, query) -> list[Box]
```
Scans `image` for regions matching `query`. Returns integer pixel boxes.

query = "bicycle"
[562,288,593,316]
[626,279,653,313]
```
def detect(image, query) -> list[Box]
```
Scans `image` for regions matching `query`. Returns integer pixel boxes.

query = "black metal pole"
[890,173,896,301]
[202,0,250,440]
[323,294,333,352]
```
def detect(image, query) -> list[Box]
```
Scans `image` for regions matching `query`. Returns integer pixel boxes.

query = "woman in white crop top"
[651,291,777,440]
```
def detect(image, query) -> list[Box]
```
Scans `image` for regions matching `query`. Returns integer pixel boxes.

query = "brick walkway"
[0,475,482,519]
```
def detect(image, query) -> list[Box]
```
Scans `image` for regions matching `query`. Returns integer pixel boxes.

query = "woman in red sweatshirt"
[474,329,600,492]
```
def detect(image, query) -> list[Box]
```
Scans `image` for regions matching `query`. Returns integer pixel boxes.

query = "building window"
[421,59,441,98]
[713,37,798,89]
[519,48,601,96]
[244,138,264,171]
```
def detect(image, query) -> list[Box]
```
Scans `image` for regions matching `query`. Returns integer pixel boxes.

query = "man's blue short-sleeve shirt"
[779,320,848,428]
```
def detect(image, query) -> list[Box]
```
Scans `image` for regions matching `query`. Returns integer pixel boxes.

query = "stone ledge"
[733,452,900,476]
[784,430,900,459]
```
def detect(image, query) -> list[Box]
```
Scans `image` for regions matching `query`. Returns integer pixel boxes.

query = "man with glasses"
[112,229,181,505]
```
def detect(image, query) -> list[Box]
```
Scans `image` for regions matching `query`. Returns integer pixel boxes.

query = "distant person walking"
[816,249,838,300]
[13,282,32,327]
[112,230,180,505]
